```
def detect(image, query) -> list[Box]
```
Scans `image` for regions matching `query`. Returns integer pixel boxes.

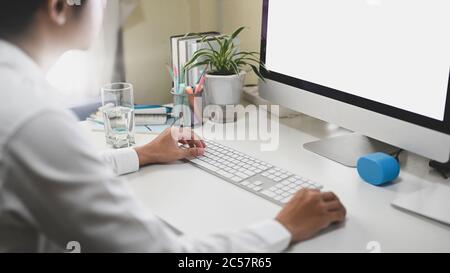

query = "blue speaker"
[357,152,400,186]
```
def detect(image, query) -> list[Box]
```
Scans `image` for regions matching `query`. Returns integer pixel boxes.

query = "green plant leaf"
[236,57,262,65]
[184,50,215,70]
[202,35,224,53]
[250,64,266,82]
[229,60,240,75]
[231,26,246,40]
[184,27,267,80]
[185,60,211,71]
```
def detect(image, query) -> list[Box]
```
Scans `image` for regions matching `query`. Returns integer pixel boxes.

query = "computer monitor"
[259,0,450,165]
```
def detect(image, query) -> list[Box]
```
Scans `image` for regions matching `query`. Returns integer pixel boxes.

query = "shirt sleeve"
[100,148,139,176]
[4,109,292,253]
[179,219,292,253]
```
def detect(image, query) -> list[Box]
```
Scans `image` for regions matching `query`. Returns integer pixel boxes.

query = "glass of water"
[101,82,136,148]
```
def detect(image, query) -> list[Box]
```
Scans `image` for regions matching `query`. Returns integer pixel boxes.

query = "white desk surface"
[81,107,450,253]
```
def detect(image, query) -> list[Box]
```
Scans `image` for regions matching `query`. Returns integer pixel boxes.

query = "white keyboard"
[187,140,323,206]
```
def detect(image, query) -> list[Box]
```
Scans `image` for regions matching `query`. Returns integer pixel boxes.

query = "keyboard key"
[274,196,283,201]
[231,176,242,182]
[191,159,219,172]
[244,170,255,176]
[217,170,233,178]
[282,192,291,197]
[253,186,262,192]
[235,172,248,179]
[261,190,276,198]
[254,181,263,186]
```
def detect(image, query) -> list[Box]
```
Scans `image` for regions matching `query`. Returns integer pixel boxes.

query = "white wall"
[123,0,263,104]
[123,0,219,104]
[218,0,263,85]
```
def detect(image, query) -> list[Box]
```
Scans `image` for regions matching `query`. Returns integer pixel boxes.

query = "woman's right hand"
[276,189,346,242]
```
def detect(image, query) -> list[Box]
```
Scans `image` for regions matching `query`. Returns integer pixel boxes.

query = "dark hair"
[0,1,85,39]
[0,2,46,38]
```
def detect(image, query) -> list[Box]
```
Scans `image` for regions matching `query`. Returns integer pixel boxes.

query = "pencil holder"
[191,92,206,127]
[171,89,190,127]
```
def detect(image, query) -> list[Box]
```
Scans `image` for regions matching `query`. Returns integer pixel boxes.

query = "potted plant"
[184,27,267,123]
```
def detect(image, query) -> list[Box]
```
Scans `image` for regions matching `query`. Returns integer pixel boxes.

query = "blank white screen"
[265,0,450,121]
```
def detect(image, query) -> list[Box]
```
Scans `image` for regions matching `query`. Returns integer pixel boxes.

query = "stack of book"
[133,105,172,125]
[89,105,172,126]
[171,31,225,87]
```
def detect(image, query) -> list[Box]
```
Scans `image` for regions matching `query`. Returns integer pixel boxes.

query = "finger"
[178,140,192,149]
[180,147,205,159]
[181,140,196,148]
[178,132,205,148]
[322,192,339,202]
[328,210,346,224]
[174,128,205,148]
[325,200,345,212]
[190,132,206,148]
[179,139,188,145]
[170,127,192,142]
[186,139,205,149]
[169,127,182,142]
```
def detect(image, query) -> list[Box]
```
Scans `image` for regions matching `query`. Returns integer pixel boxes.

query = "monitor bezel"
[260,0,450,135]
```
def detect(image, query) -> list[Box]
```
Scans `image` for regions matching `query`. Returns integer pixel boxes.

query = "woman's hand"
[276,189,346,242]
[134,127,206,166]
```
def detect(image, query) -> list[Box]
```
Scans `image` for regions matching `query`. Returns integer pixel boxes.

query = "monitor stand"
[303,133,399,168]
[429,160,450,179]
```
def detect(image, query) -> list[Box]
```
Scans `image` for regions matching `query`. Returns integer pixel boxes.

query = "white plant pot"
[205,72,246,105]
[204,72,246,123]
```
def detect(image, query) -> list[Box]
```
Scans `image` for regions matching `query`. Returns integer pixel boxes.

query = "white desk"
[81,107,450,253]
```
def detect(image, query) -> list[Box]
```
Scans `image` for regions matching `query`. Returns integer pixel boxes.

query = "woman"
[0,0,346,252]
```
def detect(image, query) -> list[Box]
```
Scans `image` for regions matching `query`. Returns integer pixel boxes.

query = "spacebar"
[190,159,219,172]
